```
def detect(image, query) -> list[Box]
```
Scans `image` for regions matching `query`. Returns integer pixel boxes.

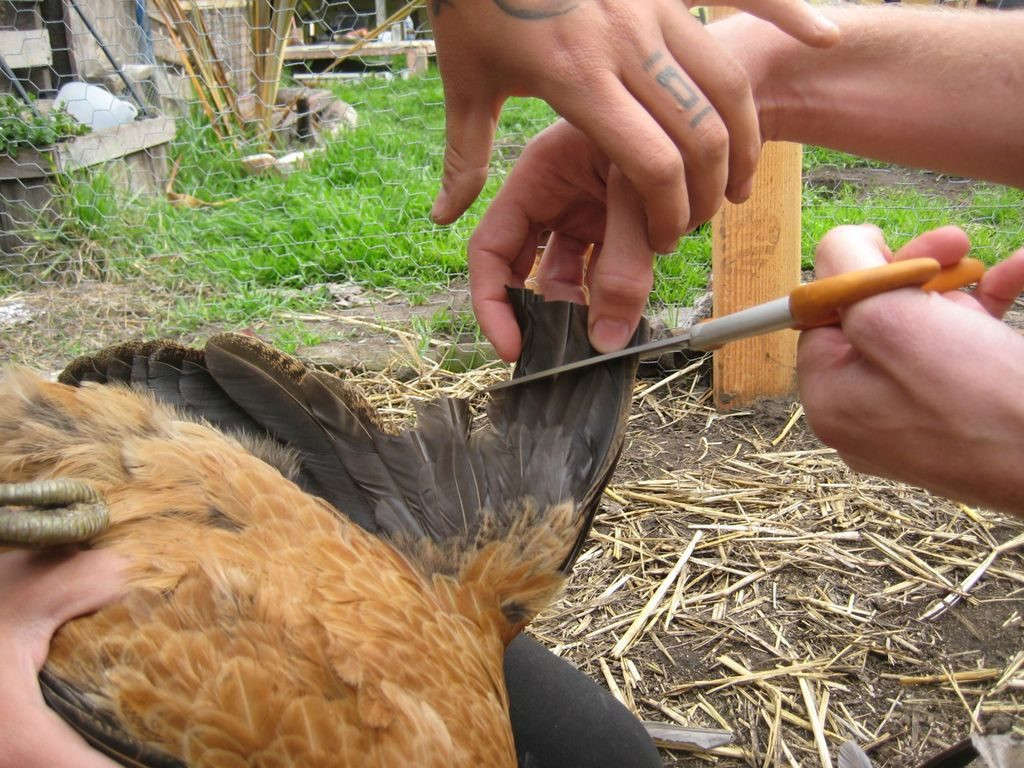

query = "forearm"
[718,7,1024,187]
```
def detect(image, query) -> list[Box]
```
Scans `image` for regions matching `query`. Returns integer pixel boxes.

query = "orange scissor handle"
[790,257,985,329]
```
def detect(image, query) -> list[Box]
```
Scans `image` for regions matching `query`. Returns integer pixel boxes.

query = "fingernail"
[814,16,840,42]
[430,188,449,224]
[735,176,754,203]
[650,228,679,255]
[657,237,680,255]
[590,318,633,353]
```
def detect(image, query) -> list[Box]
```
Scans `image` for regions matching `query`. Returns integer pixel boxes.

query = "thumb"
[713,0,840,48]
[0,549,129,669]
[891,225,970,267]
[974,247,1024,319]
[35,549,129,631]
[431,90,501,225]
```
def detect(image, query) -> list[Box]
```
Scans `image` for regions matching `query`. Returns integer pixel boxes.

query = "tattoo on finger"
[643,51,712,128]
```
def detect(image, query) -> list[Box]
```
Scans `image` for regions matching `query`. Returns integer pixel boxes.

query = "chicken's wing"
[0,289,647,767]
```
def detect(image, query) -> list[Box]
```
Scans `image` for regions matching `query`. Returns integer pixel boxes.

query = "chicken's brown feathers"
[4,289,648,766]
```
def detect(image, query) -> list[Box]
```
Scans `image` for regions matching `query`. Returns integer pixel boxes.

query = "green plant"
[410,307,480,342]
[0,94,90,157]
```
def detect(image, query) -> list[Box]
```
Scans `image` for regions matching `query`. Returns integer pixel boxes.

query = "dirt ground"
[1,277,1022,767]
[577,394,1024,767]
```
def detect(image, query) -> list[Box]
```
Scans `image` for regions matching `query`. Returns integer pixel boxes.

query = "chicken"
[0,288,647,767]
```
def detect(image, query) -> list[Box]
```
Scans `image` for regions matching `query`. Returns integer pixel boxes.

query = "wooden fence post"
[710,141,803,410]
[707,8,803,411]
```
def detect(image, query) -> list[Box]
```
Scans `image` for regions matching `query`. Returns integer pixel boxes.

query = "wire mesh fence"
[2,0,1022,373]
[3,6,1024,767]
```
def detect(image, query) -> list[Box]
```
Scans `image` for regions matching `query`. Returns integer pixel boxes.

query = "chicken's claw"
[0,479,108,547]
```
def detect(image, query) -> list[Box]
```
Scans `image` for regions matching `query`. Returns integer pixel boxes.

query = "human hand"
[0,548,128,768]
[797,225,1024,516]
[428,0,839,252]
[469,119,655,361]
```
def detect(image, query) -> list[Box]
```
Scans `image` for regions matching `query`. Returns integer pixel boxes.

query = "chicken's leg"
[0,480,108,547]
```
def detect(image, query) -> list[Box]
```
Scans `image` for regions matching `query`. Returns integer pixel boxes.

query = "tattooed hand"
[467,6,1024,361]
[427,0,838,251]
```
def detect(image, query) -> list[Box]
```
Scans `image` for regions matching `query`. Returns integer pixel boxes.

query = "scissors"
[488,256,985,392]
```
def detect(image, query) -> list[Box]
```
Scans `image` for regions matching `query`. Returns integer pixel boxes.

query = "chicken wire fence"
[2,0,1022,370]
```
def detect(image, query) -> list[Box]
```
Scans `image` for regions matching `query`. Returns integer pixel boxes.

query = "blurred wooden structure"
[285,1,432,78]
[0,28,51,70]
[0,117,176,256]
[283,39,435,76]
[0,0,67,95]
[151,0,256,95]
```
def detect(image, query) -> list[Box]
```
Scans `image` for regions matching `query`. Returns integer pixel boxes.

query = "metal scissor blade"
[488,293,798,392]
[486,256,985,394]
[486,331,698,392]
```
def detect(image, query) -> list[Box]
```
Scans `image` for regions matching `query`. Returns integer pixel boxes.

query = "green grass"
[801,176,1024,269]
[144,75,556,300]
[802,146,890,172]
[6,71,1021,341]
[652,221,712,306]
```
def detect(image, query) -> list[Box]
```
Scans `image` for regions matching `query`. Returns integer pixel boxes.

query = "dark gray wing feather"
[57,289,645,566]
[202,335,380,530]
[480,289,646,569]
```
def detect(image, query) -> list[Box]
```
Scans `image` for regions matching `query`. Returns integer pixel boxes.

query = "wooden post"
[711,142,803,410]
[706,6,803,411]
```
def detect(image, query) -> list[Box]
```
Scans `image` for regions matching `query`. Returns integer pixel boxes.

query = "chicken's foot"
[0,479,109,547]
